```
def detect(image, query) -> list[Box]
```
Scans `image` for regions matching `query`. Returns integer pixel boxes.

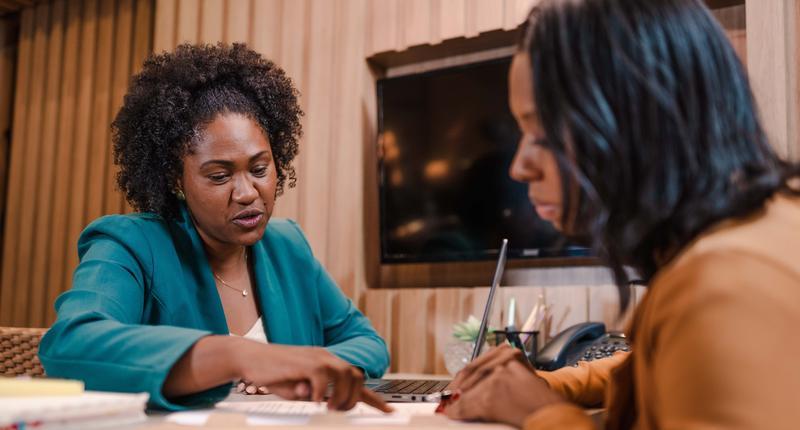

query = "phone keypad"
[573,335,630,365]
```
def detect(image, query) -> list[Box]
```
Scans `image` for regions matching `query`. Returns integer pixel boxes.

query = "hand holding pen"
[442,357,563,428]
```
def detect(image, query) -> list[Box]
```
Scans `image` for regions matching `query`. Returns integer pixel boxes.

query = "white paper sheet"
[166,400,438,426]
[217,400,437,417]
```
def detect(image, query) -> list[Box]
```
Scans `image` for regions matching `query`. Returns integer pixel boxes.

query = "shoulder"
[669,194,800,278]
[78,213,172,257]
[81,212,169,240]
[644,195,800,333]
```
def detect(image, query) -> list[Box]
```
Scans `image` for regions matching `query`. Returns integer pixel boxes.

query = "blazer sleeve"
[521,354,629,430]
[38,216,229,410]
[538,351,629,407]
[286,220,390,378]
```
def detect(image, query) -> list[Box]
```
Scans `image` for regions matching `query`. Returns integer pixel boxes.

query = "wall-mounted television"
[377,56,590,264]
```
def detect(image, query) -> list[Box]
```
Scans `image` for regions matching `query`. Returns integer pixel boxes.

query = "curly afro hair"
[112,42,303,219]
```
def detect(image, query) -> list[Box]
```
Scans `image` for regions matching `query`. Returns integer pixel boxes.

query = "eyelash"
[207,166,269,183]
[252,165,269,177]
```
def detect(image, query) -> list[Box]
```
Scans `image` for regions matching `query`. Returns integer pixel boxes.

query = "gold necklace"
[213,250,249,297]
[214,273,248,297]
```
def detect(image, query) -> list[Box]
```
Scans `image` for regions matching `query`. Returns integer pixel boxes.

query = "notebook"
[0,390,149,429]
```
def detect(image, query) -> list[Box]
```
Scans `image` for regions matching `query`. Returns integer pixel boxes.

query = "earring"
[174,188,185,201]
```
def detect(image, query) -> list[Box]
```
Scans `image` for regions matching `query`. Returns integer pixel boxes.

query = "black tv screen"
[377,57,589,263]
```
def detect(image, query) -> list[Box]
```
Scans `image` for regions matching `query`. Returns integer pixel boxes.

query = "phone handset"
[534,322,608,371]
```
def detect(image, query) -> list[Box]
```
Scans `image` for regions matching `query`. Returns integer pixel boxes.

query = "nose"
[509,138,543,184]
[231,174,258,204]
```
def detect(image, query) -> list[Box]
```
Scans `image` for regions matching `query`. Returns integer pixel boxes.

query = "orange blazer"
[527,193,800,430]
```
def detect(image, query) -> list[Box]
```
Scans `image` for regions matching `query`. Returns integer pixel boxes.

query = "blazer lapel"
[251,240,296,345]
[175,204,230,335]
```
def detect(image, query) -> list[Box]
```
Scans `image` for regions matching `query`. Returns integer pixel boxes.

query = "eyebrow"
[199,151,271,169]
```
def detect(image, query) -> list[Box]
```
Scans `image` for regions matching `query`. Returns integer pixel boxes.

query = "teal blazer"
[39,205,389,410]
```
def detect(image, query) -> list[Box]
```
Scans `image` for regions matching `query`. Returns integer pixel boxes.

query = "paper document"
[217,399,437,416]
[166,400,438,426]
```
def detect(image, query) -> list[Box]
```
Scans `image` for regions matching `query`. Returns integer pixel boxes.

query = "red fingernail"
[435,404,445,414]
[452,392,461,401]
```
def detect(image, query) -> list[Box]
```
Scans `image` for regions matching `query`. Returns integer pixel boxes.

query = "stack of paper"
[0,391,149,429]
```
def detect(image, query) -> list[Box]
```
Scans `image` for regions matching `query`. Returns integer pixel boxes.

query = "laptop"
[366,239,509,402]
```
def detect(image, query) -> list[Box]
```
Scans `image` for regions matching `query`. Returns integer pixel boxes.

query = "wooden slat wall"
[0,0,153,327]
[746,0,800,160]
[0,15,17,243]
[364,284,646,373]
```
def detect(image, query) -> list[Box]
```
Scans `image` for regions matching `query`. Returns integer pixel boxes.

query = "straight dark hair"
[518,0,800,310]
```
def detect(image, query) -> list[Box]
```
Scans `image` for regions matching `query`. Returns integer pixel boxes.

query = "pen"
[432,390,455,413]
[504,324,525,351]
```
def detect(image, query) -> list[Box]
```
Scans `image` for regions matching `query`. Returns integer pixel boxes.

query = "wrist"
[204,335,247,382]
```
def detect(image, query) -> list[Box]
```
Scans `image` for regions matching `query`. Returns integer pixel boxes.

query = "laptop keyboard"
[373,380,450,395]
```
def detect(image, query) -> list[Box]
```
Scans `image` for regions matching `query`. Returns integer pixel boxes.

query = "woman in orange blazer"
[443,0,800,429]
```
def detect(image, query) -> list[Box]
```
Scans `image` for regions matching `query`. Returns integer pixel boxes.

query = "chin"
[239,227,267,246]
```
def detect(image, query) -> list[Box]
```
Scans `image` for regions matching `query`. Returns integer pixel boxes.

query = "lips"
[535,204,559,221]
[531,197,559,222]
[232,208,264,229]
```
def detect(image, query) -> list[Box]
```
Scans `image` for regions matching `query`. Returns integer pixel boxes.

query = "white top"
[232,317,268,344]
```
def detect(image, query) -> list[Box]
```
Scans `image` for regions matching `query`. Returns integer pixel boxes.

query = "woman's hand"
[444,359,563,428]
[163,335,391,412]
[450,343,534,392]
[234,341,392,412]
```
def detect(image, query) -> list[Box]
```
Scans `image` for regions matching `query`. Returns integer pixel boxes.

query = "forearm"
[326,335,389,378]
[163,335,241,398]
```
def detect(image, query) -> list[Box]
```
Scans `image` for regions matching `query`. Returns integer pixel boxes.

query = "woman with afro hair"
[39,43,391,412]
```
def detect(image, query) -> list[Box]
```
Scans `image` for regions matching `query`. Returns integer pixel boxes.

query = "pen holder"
[490,330,539,365]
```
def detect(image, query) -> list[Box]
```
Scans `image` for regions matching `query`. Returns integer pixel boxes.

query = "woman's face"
[180,113,277,249]
[508,53,565,230]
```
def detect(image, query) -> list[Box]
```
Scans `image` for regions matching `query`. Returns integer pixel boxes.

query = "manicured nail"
[245,384,257,394]
[435,403,445,414]
[452,392,461,401]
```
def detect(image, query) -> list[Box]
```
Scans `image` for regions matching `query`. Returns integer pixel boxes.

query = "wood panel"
[0,6,32,325]
[0,0,154,327]
[368,0,535,56]
[13,3,49,325]
[299,0,335,267]
[438,0,466,41]
[271,0,307,222]
[28,0,64,327]
[364,284,635,374]
[44,0,81,324]
[0,15,17,255]
[175,0,198,45]
[326,0,368,299]
[746,0,799,159]
[153,0,174,51]
[224,0,249,43]
[199,0,222,44]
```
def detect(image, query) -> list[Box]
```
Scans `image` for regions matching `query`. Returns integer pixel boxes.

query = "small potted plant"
[443,315,494,375]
